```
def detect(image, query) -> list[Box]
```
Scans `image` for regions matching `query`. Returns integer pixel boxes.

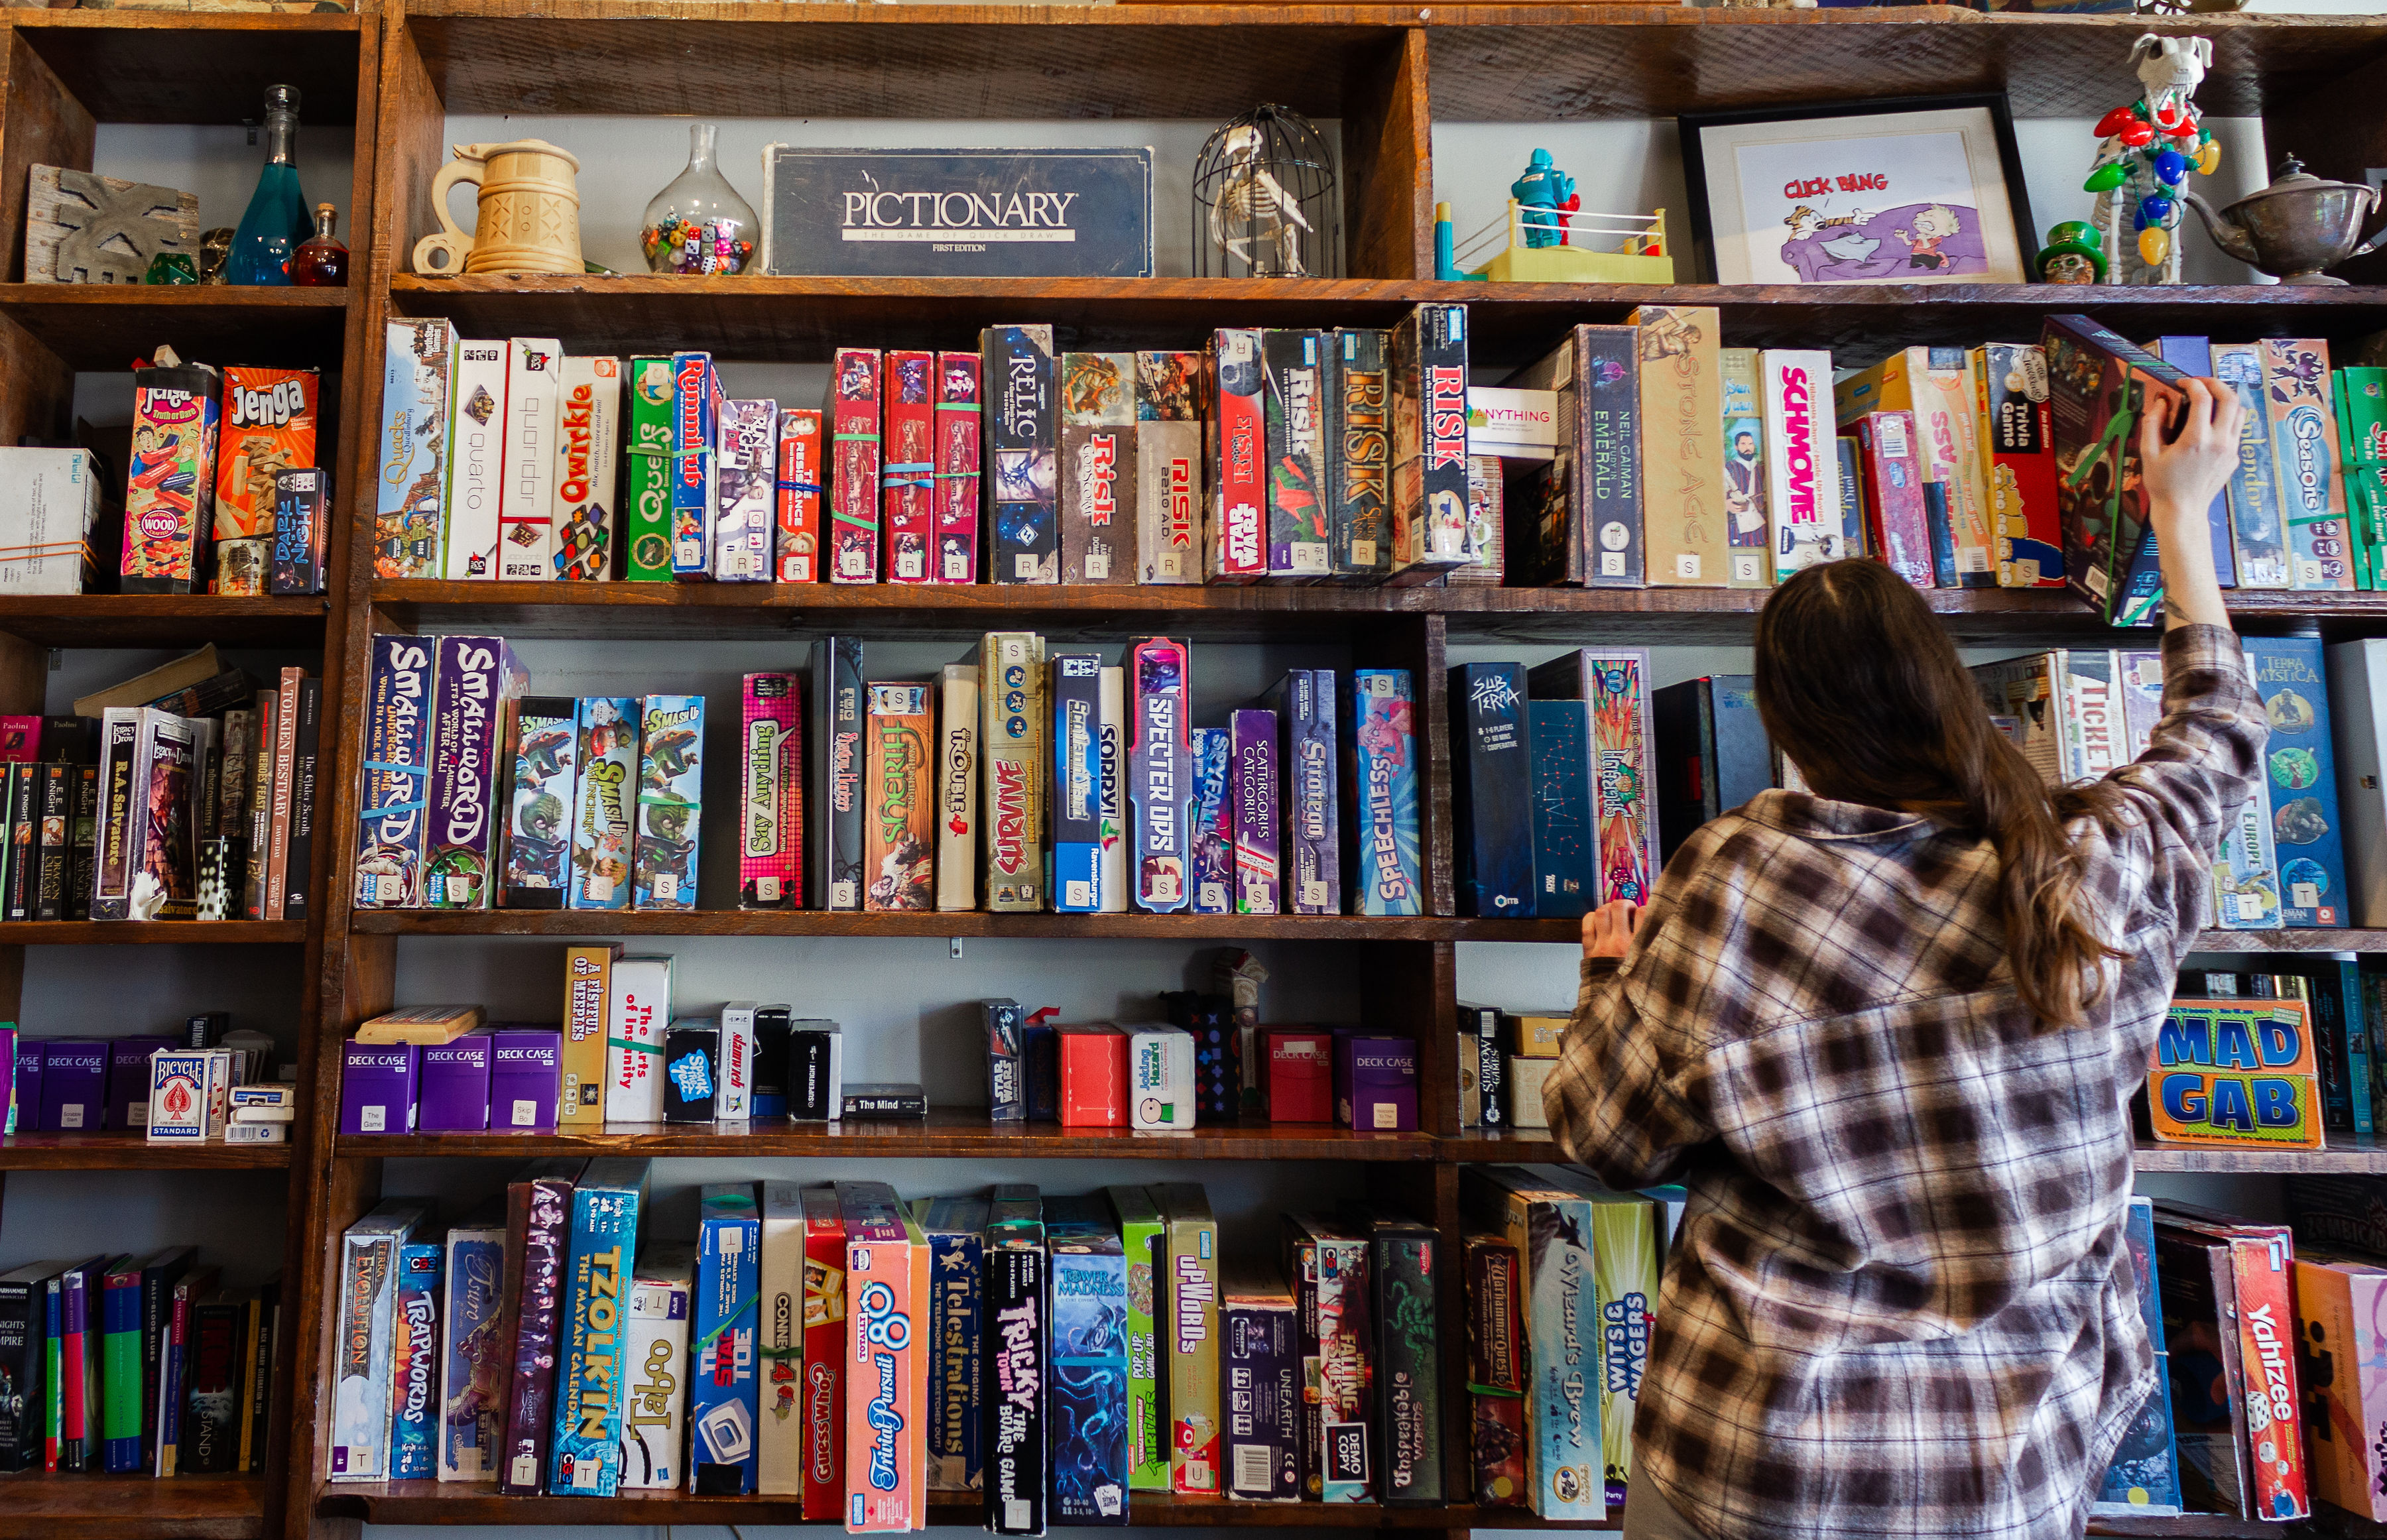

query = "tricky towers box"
[2148,1000,2323,1150]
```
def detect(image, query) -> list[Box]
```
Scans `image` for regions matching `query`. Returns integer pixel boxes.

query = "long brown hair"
[1752,559,2125,1028]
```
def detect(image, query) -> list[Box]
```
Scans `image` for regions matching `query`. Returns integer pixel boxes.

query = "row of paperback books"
[371,308,1476,589]
[0,357,329,601]
[0,1250,277,1478]
[332,1172,1468,1525]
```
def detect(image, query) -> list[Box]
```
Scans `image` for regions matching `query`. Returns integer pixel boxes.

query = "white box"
[1759,349,1843,578]
[1507,1055,1556,1131]
[1127,1024,1195,1130]
[621,1241,696,1490]
[229,1083,294,1112]
[605,954,674,1122]
[444,340,507,579]
[717,1002,757,1121]
[1098,666,1127,914]
[1463,386,1558,461]
[0,447,97,594]
[756,1182,807,1494]
[225,1120,285,1144]
[713,397,776,583]
[498,337,563,580]
[936,664,978,912]
[554,355,623,581]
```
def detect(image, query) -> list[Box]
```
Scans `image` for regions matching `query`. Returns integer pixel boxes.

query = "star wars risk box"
[759,148,1154,279]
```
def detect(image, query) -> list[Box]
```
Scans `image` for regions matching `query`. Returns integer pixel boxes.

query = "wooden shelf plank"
[2088,1517,2278,1539]
[2134,1138,2387,1174]
[350,908,1555,941]
[339,1109,1428,1161]
[0,286,349,374]
[320,1480,1613,1527]
[2185,928,2387,954]
[0,593,327,650]
[0,921,306,944]
[385,274,2387,371]
[0,1130,292,1170]
[0,1472,264,1540]
[8,13,362,127]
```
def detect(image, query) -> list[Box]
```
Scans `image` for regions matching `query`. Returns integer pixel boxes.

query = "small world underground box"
[759,148,1154,279]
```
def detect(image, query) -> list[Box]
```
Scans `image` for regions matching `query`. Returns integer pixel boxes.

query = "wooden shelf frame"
[0,5,2374,1539]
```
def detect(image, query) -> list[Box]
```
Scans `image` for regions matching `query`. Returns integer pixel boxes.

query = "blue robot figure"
[1512,148,1575,249]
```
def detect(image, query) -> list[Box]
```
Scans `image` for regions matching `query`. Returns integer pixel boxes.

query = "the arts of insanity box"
[864,682,934,912]
[1207,329,1266,584]
[774,408,824,582]
[605,954,672,1123]
[741,673,803,909]
[692,1184,761,1494]
[840,1181,928,1531]
[1061,352,1136,584]
[503,696,577,910]
[916,1196,988,1493]
[936,352,983,582]
[550,1159,649,1496]
[985,326,1059,585]
[983,1184,1047,1535]
[215,366,317,542]
[1046,1195,1131,1523]
[623,357,675,581]
[1283,1213,1373,1502]
[883,350,936,583]
[714,396,776,583]
[375,319,452,579]
[123,359,222,592]
[1129,638,1190,914]
[1262,329,1331,579]
[981,631,1046,912]
[1262,670,1339,915]
[670,350,723,581]
[1135,352,1203,583]
[424,636,528,911]
[1388,303,1470,585]
[1326,329,1393,583]
[814,636,865,911]
[1221,1265,1300,1501]
[1355,668,1422,907]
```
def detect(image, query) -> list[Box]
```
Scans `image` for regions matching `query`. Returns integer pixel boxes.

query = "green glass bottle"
[227,85,309,286]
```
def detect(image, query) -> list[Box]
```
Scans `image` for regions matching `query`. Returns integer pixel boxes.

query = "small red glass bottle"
[288,202,347,287]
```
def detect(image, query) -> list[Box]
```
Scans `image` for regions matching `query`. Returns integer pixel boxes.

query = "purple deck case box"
[1231,709,1280,916]
[1334,1034,1417,1132]
[12,1037,40,1134]
[490,1028,562,1132]
[105,1036,178,1130]
[341,1039,421,1136]
[38,1039,105,1132]
[418,1031,494,1132]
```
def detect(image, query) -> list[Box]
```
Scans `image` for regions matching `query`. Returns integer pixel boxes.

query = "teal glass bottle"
[228,85,310,286]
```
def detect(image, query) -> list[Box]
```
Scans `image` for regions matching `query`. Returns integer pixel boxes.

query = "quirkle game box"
[1207,329,1266,584]
[1129,638,1190,914]
[986,325,1059,585]
[839,1181,928,1531]
[883,350,936,584]
[936,353,983,583]
[556,356,622,580]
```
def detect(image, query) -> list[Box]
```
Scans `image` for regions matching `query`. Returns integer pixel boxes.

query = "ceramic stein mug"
[412,139,583,276]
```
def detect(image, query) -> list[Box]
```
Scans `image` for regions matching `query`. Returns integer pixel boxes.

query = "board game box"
[1221,1266,1300,1502]
[980,632,1046,911]
[2211,343,2290,588]
[1050,651,1103,913]
[623,357,674,581]
[864,682,934,912]
[1261,330,1329,580]
[1061,351,1136,584]
[692,1184,761,1494]
[621,1242,693,1491]
[936,352,983,582]
[740,673,802,908]
[670,350,722,579]
[987,325,1059,585]
[1047,1195,1130,1523]
[814,636,863,911]
[2266,339,2354,591]
[550,1160,649,1496]
[841,1181,928,1531]
[1365,1210,1441,1505]
[1973,341,2063,588]
[1342,669,1422,916]
[1388,304,1470,584]
[917,1196,989,1493]
[1231,708,1279,916]
[774,407,824,583]
[439,1215,507,1482]
[1188,726,1232,916]
[440,341,504,578]
[1135,351,1202,583]
[355,636,435,910]
[123,359,221,592]
[1326,328,1393,583]
[497,339,562,580]
[1283,1213,1372,1502]
[1262,669,1339,914]
[713,395,775,583]
[984,1185,1046,1534]
[635,695,704,911]
[1451,663,1534,916]
[214,365,316,544]
[375,319,452,579]
[503,696,576,910]
[554,356,623,581]
[1719,347,1769,587]
[802,1185,847,1520]
[882,350,936,584]
[568,698,637,910]
[1129,638,1190,914]
[1207,329,1266,583]
[2149,999,2322,1150]
[425,637,528,910]
[2244,634,2348,926]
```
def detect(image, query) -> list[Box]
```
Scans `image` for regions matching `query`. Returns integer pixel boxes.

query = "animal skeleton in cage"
[1210,124,1316,278]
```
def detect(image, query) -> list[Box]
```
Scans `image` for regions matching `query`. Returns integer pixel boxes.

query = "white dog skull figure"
[2085,33,2217,284]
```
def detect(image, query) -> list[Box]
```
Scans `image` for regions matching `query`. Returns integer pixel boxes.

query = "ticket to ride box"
[2146,999,2323,1151]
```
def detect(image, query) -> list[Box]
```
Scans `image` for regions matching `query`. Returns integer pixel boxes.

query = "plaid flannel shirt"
[1548,624,2265,1540]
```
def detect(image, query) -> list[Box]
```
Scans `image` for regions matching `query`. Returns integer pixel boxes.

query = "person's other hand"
[1583,900,1642,961]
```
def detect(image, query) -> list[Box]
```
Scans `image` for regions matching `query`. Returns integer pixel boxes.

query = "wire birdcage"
[1192,105,1341,280]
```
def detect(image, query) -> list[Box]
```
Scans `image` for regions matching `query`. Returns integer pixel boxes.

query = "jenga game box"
[839,1181,927,1531]
[214,367,318,542]
[123,360,222,592]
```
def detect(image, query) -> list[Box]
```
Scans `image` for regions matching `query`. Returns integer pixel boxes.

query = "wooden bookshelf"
[0,4,2373,1538]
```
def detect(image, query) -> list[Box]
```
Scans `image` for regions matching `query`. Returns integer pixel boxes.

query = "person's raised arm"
[2137,375,2242,633]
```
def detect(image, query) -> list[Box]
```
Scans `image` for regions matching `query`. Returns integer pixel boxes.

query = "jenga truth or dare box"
[2148,999,2323,1150]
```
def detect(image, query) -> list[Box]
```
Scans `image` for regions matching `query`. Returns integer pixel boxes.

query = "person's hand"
[2138,377,2244,546]
[2137,377,2241,630]
[1583,900,1641,961]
